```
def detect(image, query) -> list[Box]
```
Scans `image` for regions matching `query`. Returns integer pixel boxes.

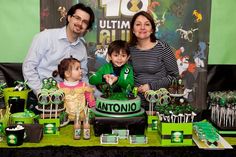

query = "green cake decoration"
[92,84,144,117]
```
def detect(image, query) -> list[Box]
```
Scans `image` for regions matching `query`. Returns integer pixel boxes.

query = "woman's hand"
[138,84,150,93]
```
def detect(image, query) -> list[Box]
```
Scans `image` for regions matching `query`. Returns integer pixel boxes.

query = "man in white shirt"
[23,3,95,96]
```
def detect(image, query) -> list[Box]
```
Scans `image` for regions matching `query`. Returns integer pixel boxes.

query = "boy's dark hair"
[52,57,80,79]
[66,3,95,30]
[107,40,130,56]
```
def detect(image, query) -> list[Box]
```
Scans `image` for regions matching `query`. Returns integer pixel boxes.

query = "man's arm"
[22,33,48,95]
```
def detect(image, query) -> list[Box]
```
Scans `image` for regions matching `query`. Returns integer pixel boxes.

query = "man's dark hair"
[66,3,95,30]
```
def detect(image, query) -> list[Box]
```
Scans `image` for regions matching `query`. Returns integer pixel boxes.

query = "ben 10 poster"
[40,0,211,110]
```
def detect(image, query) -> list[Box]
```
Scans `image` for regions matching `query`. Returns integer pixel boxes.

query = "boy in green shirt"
[89,40,134,97]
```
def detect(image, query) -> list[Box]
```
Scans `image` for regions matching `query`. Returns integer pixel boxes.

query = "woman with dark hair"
[129,11,179,110]
[23,3,95,96]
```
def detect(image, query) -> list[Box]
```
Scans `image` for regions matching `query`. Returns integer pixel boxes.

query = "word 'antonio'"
[97,102,137,113]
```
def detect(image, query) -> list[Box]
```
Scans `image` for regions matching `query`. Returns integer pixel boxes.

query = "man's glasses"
[72,15,89,27]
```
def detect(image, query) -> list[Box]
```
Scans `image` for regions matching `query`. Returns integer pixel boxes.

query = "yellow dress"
[58,81,95,121]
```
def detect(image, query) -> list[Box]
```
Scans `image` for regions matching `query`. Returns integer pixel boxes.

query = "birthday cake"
[91,93,144,118]
[91,89,146,136]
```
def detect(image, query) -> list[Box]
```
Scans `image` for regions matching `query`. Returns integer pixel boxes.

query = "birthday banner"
[40,0,211,109]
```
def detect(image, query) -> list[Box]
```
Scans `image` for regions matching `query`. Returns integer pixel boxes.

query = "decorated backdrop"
[40,0,212,110]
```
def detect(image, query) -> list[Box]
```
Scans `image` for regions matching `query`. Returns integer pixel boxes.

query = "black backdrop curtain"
[1,63,236,110]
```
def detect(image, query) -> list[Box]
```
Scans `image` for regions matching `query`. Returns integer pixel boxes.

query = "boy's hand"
[103,74,118,85]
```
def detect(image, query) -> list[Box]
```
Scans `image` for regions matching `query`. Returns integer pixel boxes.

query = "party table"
[0,124,236,157]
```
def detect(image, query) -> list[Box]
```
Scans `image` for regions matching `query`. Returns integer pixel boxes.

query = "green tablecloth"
[0,124,236,148]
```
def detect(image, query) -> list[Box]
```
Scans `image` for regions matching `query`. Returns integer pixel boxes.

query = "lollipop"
[37,89,50,119]
[159,94,171,106]
[144,90,159,115]
[38,90,50,106]
[50,89,65,119]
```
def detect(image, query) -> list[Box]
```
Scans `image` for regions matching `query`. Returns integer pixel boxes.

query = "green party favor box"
[157,117,193,146]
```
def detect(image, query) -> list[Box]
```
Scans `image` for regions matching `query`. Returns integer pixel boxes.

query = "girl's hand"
[138,84,150,93]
